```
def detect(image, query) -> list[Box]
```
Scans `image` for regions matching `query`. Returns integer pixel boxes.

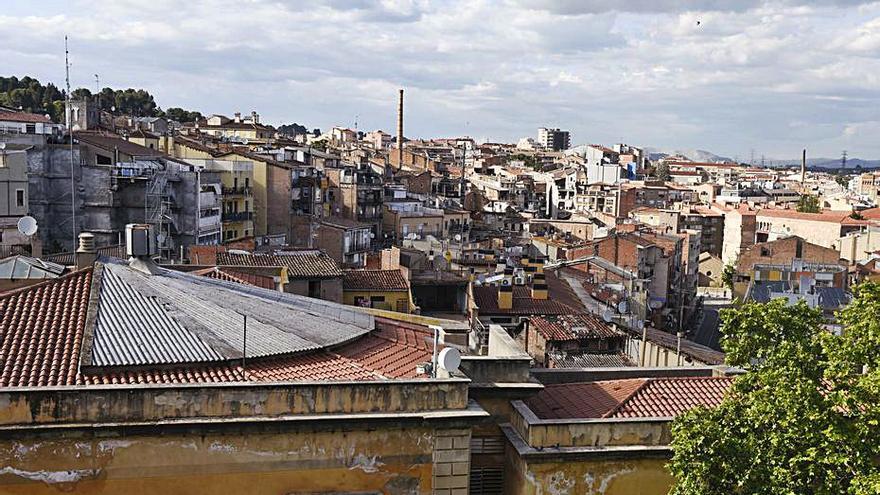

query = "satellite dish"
[454,234,462,242]
[602,310,614,323]
[17,216,37,236]
[0,143,6,150]
[156,233,166,245]
[437,347,461,372]
[636,320,645,330]
[617,300,628,313]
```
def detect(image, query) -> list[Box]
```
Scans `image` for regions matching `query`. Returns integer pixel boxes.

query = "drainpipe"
[639,324,648,367]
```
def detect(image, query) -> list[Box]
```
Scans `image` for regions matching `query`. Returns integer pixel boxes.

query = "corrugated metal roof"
[93,260,373,363]
[548,351,634,368]
[93,265,224,366]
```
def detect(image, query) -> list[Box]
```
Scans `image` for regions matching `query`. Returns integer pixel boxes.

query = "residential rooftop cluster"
[0,94,878,494]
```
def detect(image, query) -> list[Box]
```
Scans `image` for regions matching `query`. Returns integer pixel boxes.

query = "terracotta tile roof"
[343,269,409,291]
[527,379,646,419]
[217,251,342,279]
[755,208,860,224]
[246,352,379,381]
[526,377,734,419]
[0,111,52,123]
[75,132,164,157]
[530,313,620,341]
[81,365,244,385]
[0,269,92,387]
[191,267,255,286]
[609,377,734,418]
[472,285,581,316]
[335,323,433,379]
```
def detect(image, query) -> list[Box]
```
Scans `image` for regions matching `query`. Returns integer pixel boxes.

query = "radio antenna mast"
[65,36,77,248]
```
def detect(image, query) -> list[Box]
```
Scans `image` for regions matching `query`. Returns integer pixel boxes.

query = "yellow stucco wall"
[344,290,412,313]
[0,426,439,495]
[507,456,673,495]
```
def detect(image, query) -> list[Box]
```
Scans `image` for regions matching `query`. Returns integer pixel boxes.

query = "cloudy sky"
[2,0,879,159]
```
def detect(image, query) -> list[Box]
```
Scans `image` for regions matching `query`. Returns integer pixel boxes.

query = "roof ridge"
[601,378,651,418]
[0,266,92,299]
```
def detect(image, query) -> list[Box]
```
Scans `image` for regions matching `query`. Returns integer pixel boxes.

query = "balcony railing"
[222,186,252,196]
[222,211,253,222]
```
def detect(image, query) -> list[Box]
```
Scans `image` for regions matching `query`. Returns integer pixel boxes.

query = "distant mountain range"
[645,147,880,170]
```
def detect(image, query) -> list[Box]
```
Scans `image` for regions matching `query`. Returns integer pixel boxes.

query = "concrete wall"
[506,455,673,495]
[286,277,343,303]
[0,423,472,495]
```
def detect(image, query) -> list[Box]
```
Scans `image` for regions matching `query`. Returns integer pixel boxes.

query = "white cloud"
[0,0,878,158]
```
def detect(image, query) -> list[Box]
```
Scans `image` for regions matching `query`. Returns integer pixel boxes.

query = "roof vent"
[75,232,97,269]
[126,224,156,258]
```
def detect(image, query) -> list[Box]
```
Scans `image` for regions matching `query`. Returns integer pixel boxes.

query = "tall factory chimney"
[801,148,807,185]
[397,89,404,170]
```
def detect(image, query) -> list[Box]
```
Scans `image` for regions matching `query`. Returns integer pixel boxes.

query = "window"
[25,124,36,134]
[760,247,771,257]
[308,280,321,298]
[15,189,24,208]
[244,177,249,188]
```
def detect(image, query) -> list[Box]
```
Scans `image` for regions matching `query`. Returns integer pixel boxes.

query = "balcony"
[222,211,253,222]
[222,186,252,196]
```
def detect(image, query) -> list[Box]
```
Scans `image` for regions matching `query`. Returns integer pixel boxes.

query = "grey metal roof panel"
[93,265,224,366]
[816,287,850,309]
[92,261,373,365]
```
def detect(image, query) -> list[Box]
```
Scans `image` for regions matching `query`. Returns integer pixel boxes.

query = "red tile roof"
[343,269,409,291]
[0,111,52,124]
[530,313,620,341]
[0,269,92,387]
[526,377,734,419]
[526,379,645,419]
[472,285,581,316]
[609,377,733,418]
[335,323,433,379]
[217,251,342,279]
[756,208,862,224]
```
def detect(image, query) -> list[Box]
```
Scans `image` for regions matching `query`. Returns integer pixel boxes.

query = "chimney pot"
[75,232,97,269]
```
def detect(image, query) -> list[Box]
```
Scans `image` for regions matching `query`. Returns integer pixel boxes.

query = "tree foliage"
[668,284,880,494]
[796,194,821,213]
[720,263,736,292]
[655,161,671,181]
[277,123,309,136]
[1,75,202,123]
[162,107,203,123]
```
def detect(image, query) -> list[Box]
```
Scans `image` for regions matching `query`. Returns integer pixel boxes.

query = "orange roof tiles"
[0,269,92,387]
[217,251,342,279]
[343,269,409,291]
[0,111,52,123]
[526,377,734,419]
[472,285,581,316]
[530,313,620,341]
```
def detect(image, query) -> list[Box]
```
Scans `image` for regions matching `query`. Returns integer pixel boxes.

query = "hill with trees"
[0,75,202,123]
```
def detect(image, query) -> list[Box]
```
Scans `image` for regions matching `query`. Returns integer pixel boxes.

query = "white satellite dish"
[454,234,462,242]
[602,309,614,323]
[156,233,166,245]
[0,143,6,150]
[617,300,628,313]
[17,216,37,236]
[437,347,461,372]
[636,320,645,330]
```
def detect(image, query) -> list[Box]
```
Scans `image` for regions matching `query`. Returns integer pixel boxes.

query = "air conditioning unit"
[514,276,525,285]
[125,224,156,257]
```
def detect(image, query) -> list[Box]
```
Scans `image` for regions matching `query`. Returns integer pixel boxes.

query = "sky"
[2,0,880,160]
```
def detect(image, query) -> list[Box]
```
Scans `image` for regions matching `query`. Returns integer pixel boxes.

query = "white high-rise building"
[537,127,570,151]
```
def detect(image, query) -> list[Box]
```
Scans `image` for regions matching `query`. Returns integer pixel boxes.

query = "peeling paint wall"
[0,425,468,495]
[506,456,673,495]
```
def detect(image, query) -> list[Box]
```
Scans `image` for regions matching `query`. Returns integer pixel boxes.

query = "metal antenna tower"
[842,150,848,169]
[65,36,77,249]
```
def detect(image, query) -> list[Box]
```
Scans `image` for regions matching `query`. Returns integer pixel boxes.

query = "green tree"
[720,263,736,291]
[668,285,880,494]
[836,174,851,189]
[796,194,820,213]
[655,162,671,181]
